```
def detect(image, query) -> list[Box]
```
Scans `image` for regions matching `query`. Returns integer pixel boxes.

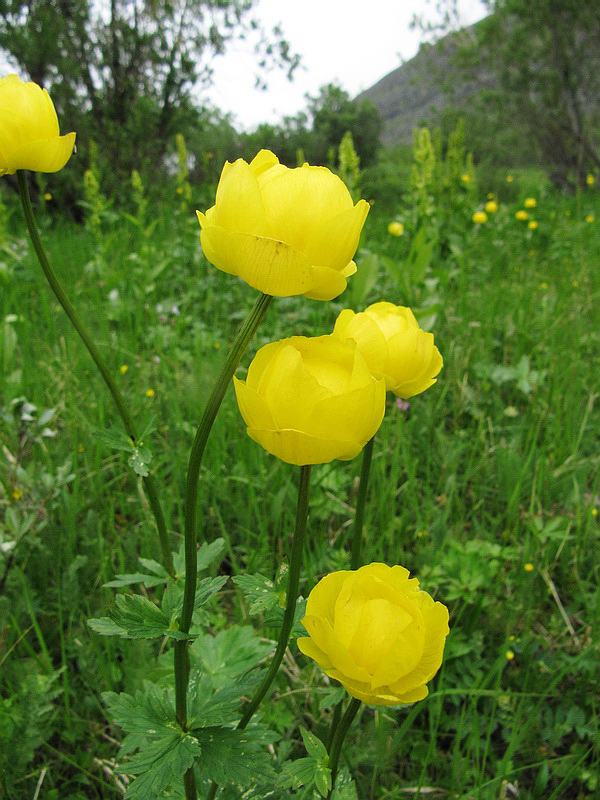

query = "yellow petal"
[249,149,280,177]
[307,378,385,445]
[211,158,269,235]
[4,132,76,174]
[303,571,351,624]
[199,227,313,296]
[303,265,349,301]
[246,427,363,466]
[304,200,370,270]
[259,165,354,252]
[232,378,278,431]
[301,615,372,683]
[296,636,333,671]
[388,600,449,695]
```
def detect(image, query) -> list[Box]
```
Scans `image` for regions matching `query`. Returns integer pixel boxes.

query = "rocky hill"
[356,22,486,145]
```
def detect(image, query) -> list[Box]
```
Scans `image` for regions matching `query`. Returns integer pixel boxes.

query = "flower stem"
[350,435,375,570]
[16,170,175,577]
[326,697,361,797]
[326,436,375,752]
[173,292,273,799]
[205,463,312,800]
[238,463,311,728]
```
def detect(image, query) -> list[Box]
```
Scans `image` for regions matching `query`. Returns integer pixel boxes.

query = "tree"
[417,0,600,187]
[0,0,300,192]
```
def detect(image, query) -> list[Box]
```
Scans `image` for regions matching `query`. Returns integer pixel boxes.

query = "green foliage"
[1,152,598,798]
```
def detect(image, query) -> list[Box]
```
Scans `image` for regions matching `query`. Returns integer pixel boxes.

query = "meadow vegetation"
[0,123,598,799]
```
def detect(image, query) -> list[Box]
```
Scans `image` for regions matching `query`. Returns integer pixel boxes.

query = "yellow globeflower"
[585,214,595,223]
[387,221,404,237]
[506,175,514,183]
[233,335,385,466]
[524,197,537,208]
[472,211,488,224]
[333,302,442,399]
[516,210,529,221]
[0,74,76,176]
[298,563,450,706]
[528,220,538,230]
[485,200,498,213]
[586,174,595,186]
[197,150,370,300]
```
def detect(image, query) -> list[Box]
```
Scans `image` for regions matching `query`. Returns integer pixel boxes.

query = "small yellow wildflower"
[506,175,513,183]
[524,563,534,572]
[516,210,529,221]
[528,220,538,230]
[524,197,537,208]
[472,211,488,224]
[505,650,515,661]
[572,280,579,287]
[387,221,404,237]
[12,487,23,500]
[585,214,595,223]
[120,364,128,374]
[176,186,183,194]
[540,281,548,289]
[485,200,498,213]
[461,173,470,183]
[77,443,85,453]
[586,174,595,186]
[214,342,221,349]
[592,508,598,518]
[44,192,52,201]
[145,389,155,398]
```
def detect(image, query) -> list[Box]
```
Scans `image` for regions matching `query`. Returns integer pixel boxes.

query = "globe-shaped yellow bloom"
[387,221,404,236]
[516,210,529,221]
[233,335,385,466]
[298,563,450,706]
[333,302,442,399]
[197,150,370,300]
[484,200,498,213]
[0,74,76,176]
[524,197,537,208]
[472,211,488,224]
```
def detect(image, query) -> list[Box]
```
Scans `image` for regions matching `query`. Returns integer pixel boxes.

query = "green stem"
[326,697,361,797]
[174,292,273,799]
[326,436,375,752]
[205,464,312,800]
[350,435,375,570]
[16,171,175,578]
[238,464,311,728]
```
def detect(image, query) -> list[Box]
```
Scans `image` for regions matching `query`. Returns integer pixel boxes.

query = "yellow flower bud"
[472,211,488,224]
[586,174,595,186]
[197,150,370,301]
[0,74,76,176]
[484,200,498,213]
[524,197,537,208]
[516,210,529,221]
[387,221,404,236]
[333,302,443,399]
[528,220,538,230]
[298,563,450,706]
[233,335,385,466]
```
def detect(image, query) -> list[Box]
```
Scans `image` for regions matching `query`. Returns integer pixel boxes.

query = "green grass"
[0,169,598,799]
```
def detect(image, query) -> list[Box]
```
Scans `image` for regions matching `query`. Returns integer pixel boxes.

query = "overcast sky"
[203,0,488,130]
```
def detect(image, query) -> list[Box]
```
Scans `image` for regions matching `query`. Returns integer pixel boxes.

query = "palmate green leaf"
[123,732,200,800]
[191,726,276,786]
[173,538,225,576]
[88,593,195,640]
[191,625,273,687]
[128,445,153,476]
[264,596,307,638]
[232,573,280,614]
[102,685,178,738]
[188,671,264,727]
[104,572,167,589]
